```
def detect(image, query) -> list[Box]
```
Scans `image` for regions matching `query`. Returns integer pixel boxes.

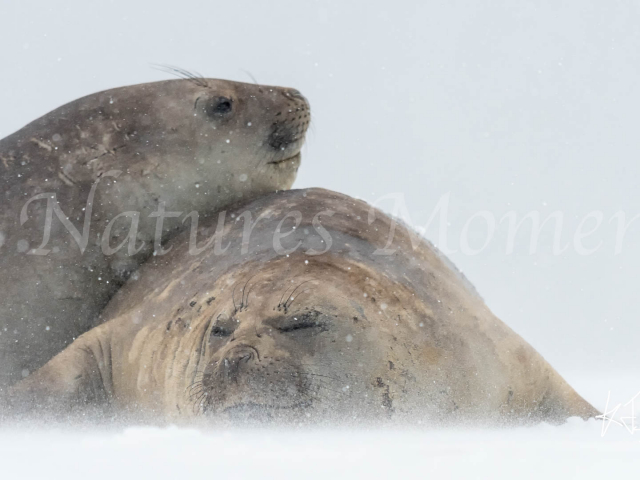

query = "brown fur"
[6,189,598,425]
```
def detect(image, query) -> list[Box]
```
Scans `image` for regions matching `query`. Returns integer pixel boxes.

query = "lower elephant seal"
[0,76,310,391]
[7,188,598,425]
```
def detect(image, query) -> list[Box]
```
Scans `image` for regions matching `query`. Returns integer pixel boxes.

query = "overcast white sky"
[1,0,638,382]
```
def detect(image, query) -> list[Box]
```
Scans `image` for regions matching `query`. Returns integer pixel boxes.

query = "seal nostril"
[286,88,304,99]
[220,346,260,381]
[282,88,308,105]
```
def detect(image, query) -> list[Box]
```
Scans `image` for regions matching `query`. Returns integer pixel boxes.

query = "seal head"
[0,78,310,390]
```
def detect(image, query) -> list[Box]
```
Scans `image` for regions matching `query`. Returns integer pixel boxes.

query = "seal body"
[7,189,598,425]
[0,78,309,390]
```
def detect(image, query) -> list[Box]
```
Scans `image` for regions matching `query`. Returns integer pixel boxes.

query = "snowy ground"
[1,373,638,479]
[0,421,637,479]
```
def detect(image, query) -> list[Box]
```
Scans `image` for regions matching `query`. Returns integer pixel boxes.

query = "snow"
[1,420,637,479]
[1,374,638,479]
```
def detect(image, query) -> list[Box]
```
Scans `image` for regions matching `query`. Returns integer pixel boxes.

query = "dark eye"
[278,321,319,332]
[276,311,329,334]
[210,325,233,338]
[205,96,233,118]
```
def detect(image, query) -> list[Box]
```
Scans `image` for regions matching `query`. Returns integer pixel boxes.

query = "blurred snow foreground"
[0,419,638,479]
[2,372,640,480]
[1,375,638,478]
[2,375,635,479]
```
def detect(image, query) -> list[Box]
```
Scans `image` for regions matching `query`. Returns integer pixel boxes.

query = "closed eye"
[275,310,330,334]
[278,320,325,332]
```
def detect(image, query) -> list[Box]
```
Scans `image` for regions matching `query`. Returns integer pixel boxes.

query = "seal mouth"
[218,400,311,423]
[222,400,311,413]
[266,151,301,166]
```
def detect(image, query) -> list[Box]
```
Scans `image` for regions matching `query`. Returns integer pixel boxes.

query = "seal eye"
[275,311,330,335]
[205,96,233,118]
[278,319,323,333]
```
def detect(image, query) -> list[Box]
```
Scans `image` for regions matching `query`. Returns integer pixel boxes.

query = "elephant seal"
[6,188,598,426]
[0,77,310,392]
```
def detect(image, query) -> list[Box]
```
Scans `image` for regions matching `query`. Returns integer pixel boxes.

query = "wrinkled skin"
[6,189,598,426]
[0,78,309,391]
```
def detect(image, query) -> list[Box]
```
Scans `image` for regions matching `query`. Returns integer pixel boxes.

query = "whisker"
[241,273,260,310]
[187,382,203,392]
[151,64,209,87]
[277,276,302,309]
[240,69,259,85]
[285,287,313,311]
[188,388,204,400]
[283,279,317,311]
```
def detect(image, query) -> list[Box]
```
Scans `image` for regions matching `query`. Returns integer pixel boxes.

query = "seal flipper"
[3,328,112,420]
[532,369,600,424]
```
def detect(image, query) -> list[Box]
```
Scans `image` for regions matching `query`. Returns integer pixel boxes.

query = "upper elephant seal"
[0,76,310,391]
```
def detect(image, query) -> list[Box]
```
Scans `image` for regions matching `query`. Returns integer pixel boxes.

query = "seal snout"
[266,88,310,158]
[267,124,300,151]
[221,345,259,382]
